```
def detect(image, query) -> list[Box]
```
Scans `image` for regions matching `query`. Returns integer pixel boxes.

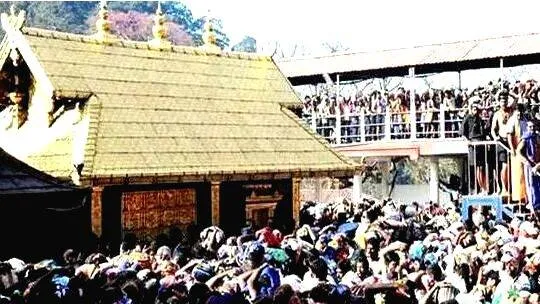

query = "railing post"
[409,67,417,139]
[439,106,445,139]
[500,58,504,88]
[311,108,317,133]
[360,111,366,143]
[335,74,341,144]
[335,107,341,144]
[384,108,391,140]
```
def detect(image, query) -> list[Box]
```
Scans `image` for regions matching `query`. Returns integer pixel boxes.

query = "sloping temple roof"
[1,26,357,185]
[0,148,83,195]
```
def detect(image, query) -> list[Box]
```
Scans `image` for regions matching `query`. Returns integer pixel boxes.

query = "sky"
[182,0,540,56]
[181,0,540,90]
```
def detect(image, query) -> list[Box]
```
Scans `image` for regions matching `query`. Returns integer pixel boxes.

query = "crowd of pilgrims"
[2,82,540,303]
[301,79,540,142]
[300,77,540,212]
[2,195,540,304]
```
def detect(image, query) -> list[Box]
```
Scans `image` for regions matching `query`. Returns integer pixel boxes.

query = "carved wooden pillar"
[91,186,103,236]
[211,181,221,226]
[292,177,301,226]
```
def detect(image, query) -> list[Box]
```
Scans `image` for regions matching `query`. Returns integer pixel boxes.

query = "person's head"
[502,252,521,277]
[498,95,507,109]
[484,270,500,287]
[309,258,328,281]
[409,258,422,272]
[247,242,266,269]
[527,121,536,133]
[156,246,172,262]
[426,263,443,282]
[192,263,214,283]
[89,253,107,265]
[309,283,332,304]
[273,284,297,304]
[187,282,210,304]
[353,257,365,274]
[471,104,480,116]
[352,252,371,278]
[365,236,380,260]
[336,260,351,280]
[63,249,78,265]
[384,251,400,277]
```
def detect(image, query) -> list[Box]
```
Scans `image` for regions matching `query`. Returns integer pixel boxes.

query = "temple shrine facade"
[0,5,358,245]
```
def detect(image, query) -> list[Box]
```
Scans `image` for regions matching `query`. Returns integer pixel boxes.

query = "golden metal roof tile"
[15,26,357,179]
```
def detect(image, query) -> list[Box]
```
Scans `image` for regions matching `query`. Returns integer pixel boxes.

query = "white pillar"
[499,58,504,88]
[315,178,322,202]
[409,67,417,139]
[429,157,439,203]
[384,107,391,140]
[359,111,366,142]
[335,74,341,144]
[311,106,317,132]
[352,174,362,203]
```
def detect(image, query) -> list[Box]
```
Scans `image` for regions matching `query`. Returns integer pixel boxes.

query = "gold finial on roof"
[0,4,25,31]
[149,1,171,49]
[93,0,116,43]
[201,10,220,52]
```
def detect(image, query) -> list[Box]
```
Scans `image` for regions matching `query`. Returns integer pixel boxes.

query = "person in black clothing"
[461,104,488,194]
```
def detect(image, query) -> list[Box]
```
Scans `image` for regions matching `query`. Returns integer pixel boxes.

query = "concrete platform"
[332,138,469,160]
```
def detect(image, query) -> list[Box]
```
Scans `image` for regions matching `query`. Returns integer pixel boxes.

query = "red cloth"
[257,227,282,247]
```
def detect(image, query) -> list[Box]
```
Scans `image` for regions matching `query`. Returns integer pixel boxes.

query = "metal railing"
[467,140,530,216]
[302,107,469,144]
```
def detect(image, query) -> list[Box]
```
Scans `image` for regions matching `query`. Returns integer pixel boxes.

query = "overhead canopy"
[277,32,540,86]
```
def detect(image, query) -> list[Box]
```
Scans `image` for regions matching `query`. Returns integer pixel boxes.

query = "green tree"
[106,1,203,45]
[0,1,232,50]
[0,1,95,34]
[232,36,257,53]
[85,9,192,46]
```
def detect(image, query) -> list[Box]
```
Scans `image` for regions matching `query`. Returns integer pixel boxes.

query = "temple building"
[0,4,358,245]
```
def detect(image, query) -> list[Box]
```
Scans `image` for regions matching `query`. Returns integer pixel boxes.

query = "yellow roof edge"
[80,166,358,182]
[22,26,272,61]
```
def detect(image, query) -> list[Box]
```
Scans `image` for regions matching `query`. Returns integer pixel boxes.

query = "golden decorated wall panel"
[121,188,196,237]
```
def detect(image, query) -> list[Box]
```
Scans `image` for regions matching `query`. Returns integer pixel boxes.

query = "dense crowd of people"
[2,195,540,304]
[301,79,540,143]
[2,81,540,303]
[300,78,540,214]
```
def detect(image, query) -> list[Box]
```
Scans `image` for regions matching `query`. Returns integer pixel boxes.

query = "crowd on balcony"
[2,196,540,304]
[301,79,540,213]
[301,79,540,144]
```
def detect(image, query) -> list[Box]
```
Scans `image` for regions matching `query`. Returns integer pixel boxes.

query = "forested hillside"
[0,1,257,51]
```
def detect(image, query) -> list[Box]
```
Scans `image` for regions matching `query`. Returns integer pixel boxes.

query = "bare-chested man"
[490,94,511,195]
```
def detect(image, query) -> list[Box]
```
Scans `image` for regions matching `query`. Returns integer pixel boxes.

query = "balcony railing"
[302,107,470,145]
[466,140,530,217]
